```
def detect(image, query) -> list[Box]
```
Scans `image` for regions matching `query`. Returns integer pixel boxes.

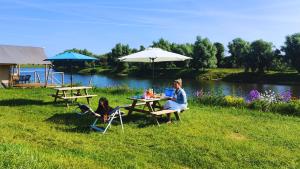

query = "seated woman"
[95,97,113,123]
[164,78,188,123]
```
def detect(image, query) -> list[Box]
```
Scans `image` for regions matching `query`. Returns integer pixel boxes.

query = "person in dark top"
[95,97,113,123]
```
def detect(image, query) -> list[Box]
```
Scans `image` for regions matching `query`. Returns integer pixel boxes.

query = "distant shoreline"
[76,67,300,86]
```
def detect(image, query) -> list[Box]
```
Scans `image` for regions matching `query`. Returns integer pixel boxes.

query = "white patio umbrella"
[118,47,192,87]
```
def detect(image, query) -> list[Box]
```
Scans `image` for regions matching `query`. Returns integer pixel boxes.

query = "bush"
[271,100,300,116]
[193,89,300,117]
[195,95,225,106]
[224,95,245,107]
[248,100,271,111]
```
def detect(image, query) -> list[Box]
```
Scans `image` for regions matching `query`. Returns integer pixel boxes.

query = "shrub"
[224,95,245,107]
[193,88,299,117]
[271,100,300,116]
[193,88,225,106]
[196,95,225,106]
[248,100,271,112]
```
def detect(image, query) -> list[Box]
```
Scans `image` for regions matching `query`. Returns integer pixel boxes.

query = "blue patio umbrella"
[44,52,97,87]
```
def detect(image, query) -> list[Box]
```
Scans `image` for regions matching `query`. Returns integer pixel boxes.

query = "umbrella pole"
[70,61,73,88]
[151,58,154,91]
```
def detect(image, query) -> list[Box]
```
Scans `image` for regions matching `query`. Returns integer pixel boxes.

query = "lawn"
[0,88,299,169]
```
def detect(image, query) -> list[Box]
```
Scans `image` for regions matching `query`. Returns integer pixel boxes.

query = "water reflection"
[21,68,300,98]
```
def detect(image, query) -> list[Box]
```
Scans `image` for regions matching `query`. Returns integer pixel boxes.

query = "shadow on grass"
[46,112,93,133]
[46,111,168,133]
[122,113,169,128]
[0,99,53,107]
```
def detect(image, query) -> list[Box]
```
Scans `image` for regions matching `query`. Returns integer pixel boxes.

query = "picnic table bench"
[51,86,97,107]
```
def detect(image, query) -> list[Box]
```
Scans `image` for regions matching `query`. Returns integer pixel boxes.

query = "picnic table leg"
[54,90,59,102]
[62,90,69,107]
[127,100,137,116]
[152,115,160,126]
[146,102,154,112]
[174,112,181,121]
[146,102,160,126]
[75,89,81,102]
[84,89,90,104]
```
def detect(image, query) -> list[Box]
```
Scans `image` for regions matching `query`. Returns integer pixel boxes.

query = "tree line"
[60,32,300,74]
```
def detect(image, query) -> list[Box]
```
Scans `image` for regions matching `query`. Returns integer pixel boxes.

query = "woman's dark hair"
[99,97,109,107]
[95,97,111,115]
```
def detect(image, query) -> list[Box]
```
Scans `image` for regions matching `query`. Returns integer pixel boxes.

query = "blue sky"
[0,0,300,56]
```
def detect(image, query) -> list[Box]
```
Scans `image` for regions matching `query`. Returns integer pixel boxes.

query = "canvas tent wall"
[0,45,51,87]
[0,65,10,87]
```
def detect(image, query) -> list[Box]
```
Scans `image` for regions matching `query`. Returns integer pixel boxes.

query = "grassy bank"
[0,88,299,168]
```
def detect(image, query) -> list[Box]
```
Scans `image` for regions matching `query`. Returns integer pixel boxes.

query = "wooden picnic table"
[51,86,97,107]
[124,96,180,125]
[125,97,165,114]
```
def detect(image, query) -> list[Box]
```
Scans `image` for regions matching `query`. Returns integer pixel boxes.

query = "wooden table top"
[127,96,170,102]
[54,86,92,91]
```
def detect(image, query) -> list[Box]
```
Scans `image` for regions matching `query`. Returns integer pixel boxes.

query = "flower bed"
[193,89,300,116]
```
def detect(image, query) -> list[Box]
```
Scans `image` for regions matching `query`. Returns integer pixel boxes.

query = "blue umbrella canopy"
[44,52,97,61]
[44,52,97,87]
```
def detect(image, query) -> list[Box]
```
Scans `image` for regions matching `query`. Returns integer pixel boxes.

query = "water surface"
[21,68,300,97]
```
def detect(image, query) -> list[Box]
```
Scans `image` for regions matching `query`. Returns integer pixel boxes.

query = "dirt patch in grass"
[227,132,248,141]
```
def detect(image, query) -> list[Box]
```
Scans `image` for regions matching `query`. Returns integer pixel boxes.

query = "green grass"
[0,88,299,168]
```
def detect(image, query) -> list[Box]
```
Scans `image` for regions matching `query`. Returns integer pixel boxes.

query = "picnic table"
[123,95,183,125]
[51,86,97,107]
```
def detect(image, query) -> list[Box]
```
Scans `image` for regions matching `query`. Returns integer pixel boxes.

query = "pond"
[21,68,300,98]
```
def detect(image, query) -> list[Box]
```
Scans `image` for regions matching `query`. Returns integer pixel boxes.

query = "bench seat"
[60,95,97,99]
[151,108,189,116]
[151,109,176,115]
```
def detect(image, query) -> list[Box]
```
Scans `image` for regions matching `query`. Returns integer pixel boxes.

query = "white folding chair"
[77,104,124,134]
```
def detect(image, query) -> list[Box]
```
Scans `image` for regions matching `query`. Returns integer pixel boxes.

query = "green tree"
[270,49,289,71]
[139,45,145,51]
[282,33,300,72]
[152,38,174,69]
[108,43,132,73]
[213,42,225,67]
[170,43,193,68]
[65,48,96,57]
[192,36,217,70]
[248,40,274,73]
[151,38,171,51]
[228,38,250,68]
